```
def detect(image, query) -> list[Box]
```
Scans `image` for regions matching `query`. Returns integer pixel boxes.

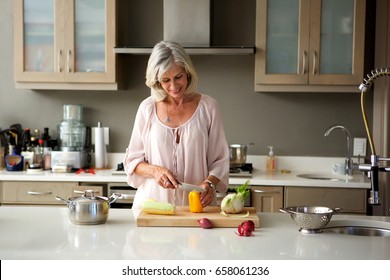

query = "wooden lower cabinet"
[1,181,104,205]
[251,186,283,213]
[284,186,367,214]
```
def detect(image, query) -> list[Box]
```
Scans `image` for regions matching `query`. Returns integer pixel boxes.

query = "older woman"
[124,41,229,209]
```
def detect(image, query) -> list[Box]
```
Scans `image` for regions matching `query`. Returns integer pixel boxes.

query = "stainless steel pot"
[229,143,254,168]
[56,190,120,225]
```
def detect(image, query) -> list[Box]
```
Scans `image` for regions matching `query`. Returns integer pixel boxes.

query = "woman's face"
[160,63,188,100]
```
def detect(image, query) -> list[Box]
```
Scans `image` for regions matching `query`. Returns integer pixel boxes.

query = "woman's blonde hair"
[145,41,198,101]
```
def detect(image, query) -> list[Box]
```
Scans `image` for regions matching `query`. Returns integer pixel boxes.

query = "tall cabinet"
[14,0,117,90]
[255,0,366,92]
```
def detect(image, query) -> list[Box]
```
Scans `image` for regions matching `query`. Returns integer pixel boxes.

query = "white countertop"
[0,206,389,260]
[0,154,371,189]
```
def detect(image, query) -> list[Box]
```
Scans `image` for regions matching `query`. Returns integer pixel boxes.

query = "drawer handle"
[27,191,53,195]
[253,190,280,194]
[117,194,135,200]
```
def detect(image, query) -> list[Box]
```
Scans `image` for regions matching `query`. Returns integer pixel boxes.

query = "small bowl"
[279,206,341,234]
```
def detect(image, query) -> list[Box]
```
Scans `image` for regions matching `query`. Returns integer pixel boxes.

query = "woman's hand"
[155,166,178,189]
[200,182,215,207]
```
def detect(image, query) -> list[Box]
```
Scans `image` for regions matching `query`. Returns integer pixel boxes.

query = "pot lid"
[69,190,108,203]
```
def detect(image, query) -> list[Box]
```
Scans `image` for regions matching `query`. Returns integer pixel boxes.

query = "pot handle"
[246,143,255,148]
[108,193,122,205]
[55,196,70,205]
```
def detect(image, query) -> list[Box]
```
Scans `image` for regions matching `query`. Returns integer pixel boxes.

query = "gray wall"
[0,0,374,158]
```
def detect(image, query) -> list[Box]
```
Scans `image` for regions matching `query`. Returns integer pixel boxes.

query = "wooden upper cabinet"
[14,0,117,90]
[255,0,366,92]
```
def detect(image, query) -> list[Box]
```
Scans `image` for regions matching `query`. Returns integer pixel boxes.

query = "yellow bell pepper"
[188,191,203,213]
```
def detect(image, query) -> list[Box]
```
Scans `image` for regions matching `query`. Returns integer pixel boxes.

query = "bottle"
[0,134,5,170]
[33,139,44,168]
[21,128,31,151]
[42,140,52,170]
[42,127,50,140]
[266,146,275,172]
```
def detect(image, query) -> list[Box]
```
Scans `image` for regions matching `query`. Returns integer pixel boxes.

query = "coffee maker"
[51,104,88,169]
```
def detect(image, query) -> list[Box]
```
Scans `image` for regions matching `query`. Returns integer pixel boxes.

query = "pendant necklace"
[165,101,182,123]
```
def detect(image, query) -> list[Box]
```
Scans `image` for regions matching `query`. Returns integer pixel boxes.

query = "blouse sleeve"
[204,96,230,193]
[123,98,153,188]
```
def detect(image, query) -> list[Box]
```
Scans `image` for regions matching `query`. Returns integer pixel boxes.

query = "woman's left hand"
[200,182,214,207]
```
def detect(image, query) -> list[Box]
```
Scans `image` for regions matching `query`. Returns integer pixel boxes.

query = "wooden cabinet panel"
[13,0,117,90]
[1,181,77,205]
[255,0,366,92]
[284,186,367,214]
[251,186,283,213]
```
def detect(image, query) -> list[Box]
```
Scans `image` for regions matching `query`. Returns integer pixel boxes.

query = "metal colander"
[279,206,341,233]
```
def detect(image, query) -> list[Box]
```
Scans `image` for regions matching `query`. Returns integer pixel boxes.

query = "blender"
[51,104,88,170]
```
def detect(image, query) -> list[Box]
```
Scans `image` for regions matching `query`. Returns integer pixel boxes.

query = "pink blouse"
[124,94,230,209]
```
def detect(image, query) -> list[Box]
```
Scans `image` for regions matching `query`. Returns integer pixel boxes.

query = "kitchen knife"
[177,182,206,193]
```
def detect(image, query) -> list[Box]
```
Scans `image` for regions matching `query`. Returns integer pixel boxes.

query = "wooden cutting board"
[137,206,260,228]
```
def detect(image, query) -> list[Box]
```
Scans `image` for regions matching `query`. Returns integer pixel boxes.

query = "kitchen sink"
[296,173,353,182]
[323,226,390,237]
[323,219,390,237]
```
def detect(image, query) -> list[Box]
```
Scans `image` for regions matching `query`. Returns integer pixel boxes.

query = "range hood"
[164,0,210,47]
[114,0,254,55]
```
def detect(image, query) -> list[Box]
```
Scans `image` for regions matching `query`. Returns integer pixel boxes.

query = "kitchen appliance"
[51,151,88,170]
[137,206,259,227]
[111,162,125,175]
[229,163,253,178]
[229,143,254,168]
[55,104,88,169]
[58,104,86,151]
[56,190,120,225]
[163,0,210,47]
[108,183,136,209]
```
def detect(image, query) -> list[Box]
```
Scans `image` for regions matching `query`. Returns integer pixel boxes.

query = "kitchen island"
[1,206,389,260]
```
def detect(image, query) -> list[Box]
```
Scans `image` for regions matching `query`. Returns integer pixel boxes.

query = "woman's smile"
[160,64,188,98]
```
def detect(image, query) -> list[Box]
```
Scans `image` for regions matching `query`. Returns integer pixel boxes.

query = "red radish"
[198,218,213,229]
[242,220,255,232]
[236,220,255,236]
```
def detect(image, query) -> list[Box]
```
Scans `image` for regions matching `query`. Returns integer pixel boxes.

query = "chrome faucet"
[358,67,390,205]
[324,125,353,176]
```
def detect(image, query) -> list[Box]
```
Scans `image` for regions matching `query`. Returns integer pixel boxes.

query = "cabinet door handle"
[67,50,71,73]
[57,49,62,72]
[253,190,280,194]
[27,191,53,195]
[312,51,317,75]
[302,50,307,75]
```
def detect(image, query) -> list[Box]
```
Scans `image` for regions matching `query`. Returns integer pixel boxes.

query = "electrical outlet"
[353,138,367,157]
